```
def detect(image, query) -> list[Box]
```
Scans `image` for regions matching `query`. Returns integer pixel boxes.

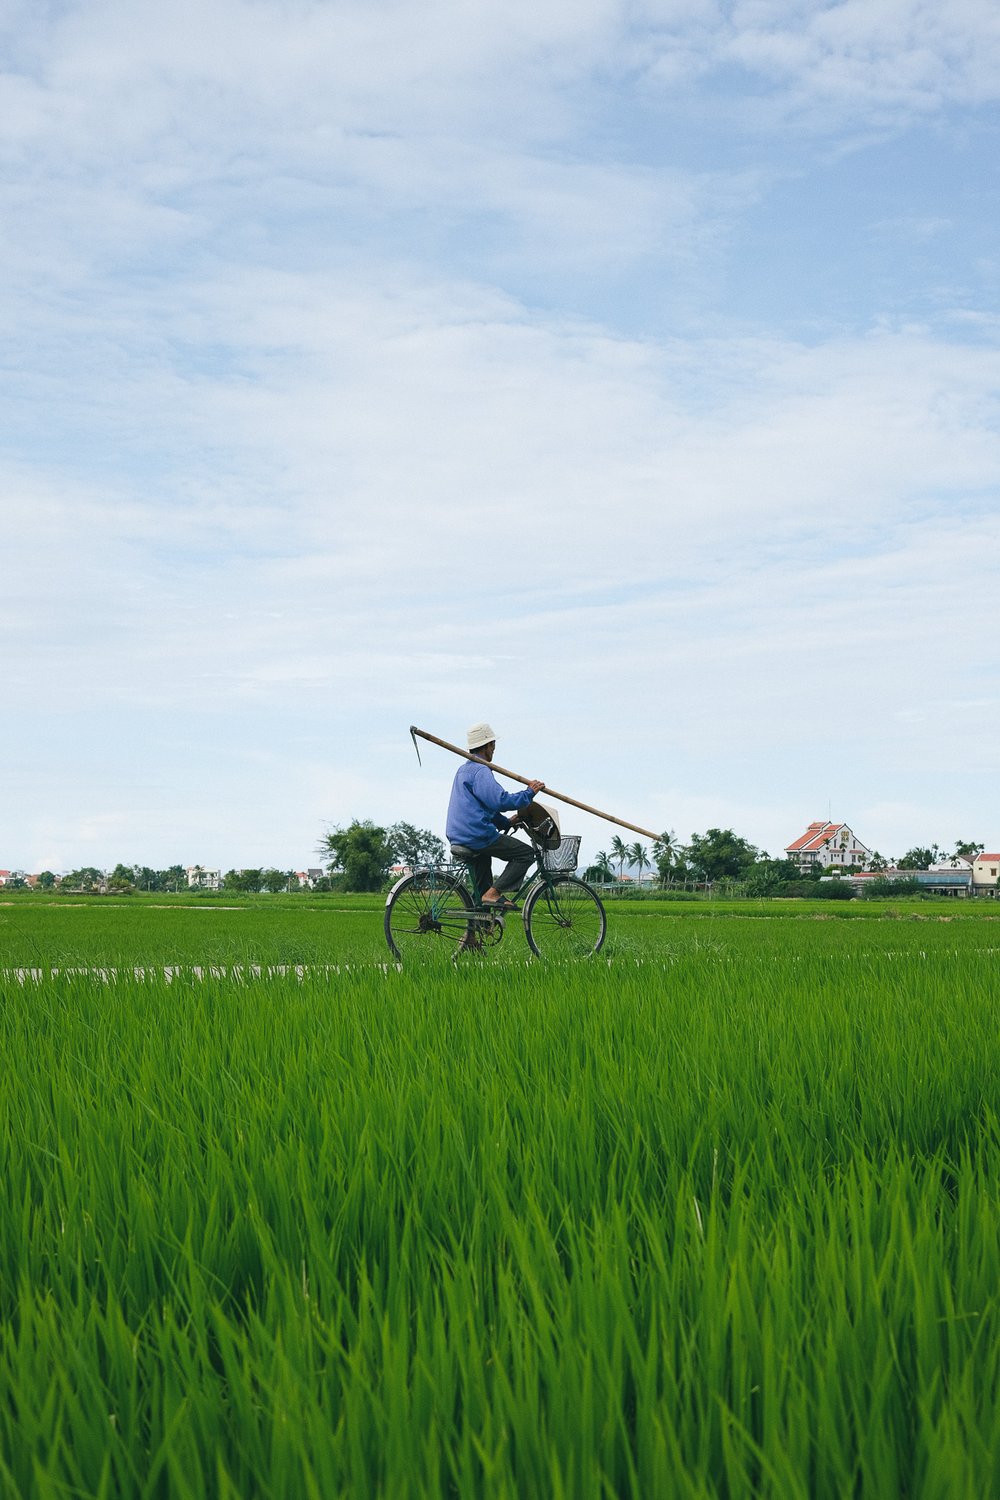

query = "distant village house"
[785,822,873,873]
[786,839,1000,899]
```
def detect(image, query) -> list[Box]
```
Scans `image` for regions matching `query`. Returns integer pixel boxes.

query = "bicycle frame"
[457,828,559,911]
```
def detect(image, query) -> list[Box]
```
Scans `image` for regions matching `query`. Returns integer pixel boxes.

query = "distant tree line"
[27,865,315,896]
[582,830,988,900]
[14,827,442,896]
[40,864,190,894]
[17,830,984,899]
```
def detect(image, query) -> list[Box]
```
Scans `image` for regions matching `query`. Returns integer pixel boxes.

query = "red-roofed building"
[785,821,872,873]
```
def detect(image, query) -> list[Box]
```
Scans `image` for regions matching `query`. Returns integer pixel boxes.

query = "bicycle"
[384,822,607,962]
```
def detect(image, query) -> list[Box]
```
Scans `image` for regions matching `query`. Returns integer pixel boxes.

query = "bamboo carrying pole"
[410,726,662,842]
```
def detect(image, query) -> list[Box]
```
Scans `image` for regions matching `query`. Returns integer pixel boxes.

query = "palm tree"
[653,829,678,886]
[674,843,693,890]
[610,836,628,882]
[585,851,614,884]
[630,842,650,886]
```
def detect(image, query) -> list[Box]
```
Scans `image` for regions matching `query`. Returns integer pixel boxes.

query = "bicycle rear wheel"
[384,869,474,962]
[522,875,607,959]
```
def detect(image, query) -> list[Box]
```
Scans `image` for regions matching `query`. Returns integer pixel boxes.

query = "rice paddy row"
[3,891,1000,970]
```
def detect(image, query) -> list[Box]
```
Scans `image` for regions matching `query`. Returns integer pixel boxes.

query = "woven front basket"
[542,835,581,873]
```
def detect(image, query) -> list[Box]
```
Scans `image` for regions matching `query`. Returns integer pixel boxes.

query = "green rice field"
[3,895,1000,1496]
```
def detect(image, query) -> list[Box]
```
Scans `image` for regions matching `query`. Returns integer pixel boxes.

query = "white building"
[785,821,872,873]
[849,866,974,897]
[186,866,222,890]
[847,852,1000,899]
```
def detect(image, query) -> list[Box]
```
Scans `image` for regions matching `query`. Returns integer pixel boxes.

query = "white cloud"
[637,0,1000,128]
[6,283,999,781]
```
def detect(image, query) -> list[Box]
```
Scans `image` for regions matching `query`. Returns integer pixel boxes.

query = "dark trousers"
[453,834,534,900]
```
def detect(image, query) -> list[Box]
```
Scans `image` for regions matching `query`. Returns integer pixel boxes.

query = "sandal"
[481,896,519,913]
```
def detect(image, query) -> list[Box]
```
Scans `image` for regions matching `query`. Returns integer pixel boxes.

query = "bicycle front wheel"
[384,869,474,963]
[523,875,607,960]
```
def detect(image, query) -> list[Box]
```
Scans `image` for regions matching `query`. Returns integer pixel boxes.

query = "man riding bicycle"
[446,722,545,912]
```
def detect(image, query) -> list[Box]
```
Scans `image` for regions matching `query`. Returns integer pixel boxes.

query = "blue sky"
[3,0,999,872]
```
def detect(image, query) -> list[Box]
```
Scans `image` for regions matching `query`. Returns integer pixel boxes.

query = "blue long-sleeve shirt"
[446,761,536,850]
